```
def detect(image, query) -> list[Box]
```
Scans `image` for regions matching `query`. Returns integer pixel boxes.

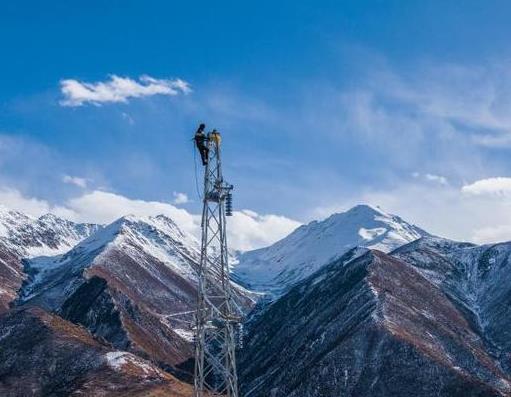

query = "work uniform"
[194,126,209,166]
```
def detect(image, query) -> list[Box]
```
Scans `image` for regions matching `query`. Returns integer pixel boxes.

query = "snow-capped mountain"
[233,204,429,295]
[19,213,253,375]
[0,206,100,257]
[0,206,253,394]
[20,214,202,307]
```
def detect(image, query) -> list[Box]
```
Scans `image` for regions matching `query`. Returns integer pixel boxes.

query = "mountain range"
[1,204,511,396]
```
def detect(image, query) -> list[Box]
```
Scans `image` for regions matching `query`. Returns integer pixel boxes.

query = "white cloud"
[471,133,511,148]
[7,177,511,249]
[59,75,191,107]
[65,190,200,235]
[462,177,511,196]
[66,192,300,251]
[349,180,511,245]
[0,187,75,219]
[472,225,511,244]
[62,175,88,188]
[172,192,189,205]
[0,186,298,251]
[228,210,301,251]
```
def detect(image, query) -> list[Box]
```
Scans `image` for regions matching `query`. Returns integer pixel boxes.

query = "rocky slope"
[0,306,192,396]
[239,240,511,396]
[233,204,428,296]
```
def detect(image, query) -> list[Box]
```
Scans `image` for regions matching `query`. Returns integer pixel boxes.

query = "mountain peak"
[234,204,429,296]
[19,211,201,310]
[0,208,100,258]
[346,203,386,215]
[38,213,61,221]
[105,213,190,243]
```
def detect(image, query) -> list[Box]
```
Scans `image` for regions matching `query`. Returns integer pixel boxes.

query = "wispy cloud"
[121,112,135,125]
[62,175,88,188]
[424,173,448,185]
[59,75,191,107]
[412,172,449,185]
[359,62,511,149]
[172,191,189,205]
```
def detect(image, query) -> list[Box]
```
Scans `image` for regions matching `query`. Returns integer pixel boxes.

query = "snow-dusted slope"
[233,204,429,295]
[393,236,511,374]
[0,207,99,312]
[21,214,202,307]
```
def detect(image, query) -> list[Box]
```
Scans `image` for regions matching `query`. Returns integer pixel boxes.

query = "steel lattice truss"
[194,134,241,397]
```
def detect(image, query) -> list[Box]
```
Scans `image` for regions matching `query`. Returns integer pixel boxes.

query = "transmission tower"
[194,128,240,397]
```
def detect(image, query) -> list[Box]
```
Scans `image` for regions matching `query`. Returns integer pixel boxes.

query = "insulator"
[237,323,244,349]
[226,193,233,216]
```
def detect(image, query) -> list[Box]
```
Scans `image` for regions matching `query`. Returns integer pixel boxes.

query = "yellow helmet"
[210,130,221,145]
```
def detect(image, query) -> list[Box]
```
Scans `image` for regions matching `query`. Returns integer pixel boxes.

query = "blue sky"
[2,1,511,248]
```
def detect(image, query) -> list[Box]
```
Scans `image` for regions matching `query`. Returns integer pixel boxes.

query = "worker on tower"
[194,123,209,165]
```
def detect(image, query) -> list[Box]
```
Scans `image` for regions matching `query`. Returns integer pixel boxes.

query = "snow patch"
[359,227,387,240]
[174,328,195,342]
[105,351,129,370]
[368,282,379,297]
[105,351,157,375]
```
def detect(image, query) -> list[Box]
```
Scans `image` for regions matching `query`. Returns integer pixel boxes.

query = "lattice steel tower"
[194,128,240,397]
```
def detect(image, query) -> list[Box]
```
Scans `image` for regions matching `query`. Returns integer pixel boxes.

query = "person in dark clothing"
[194,123,209,165]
